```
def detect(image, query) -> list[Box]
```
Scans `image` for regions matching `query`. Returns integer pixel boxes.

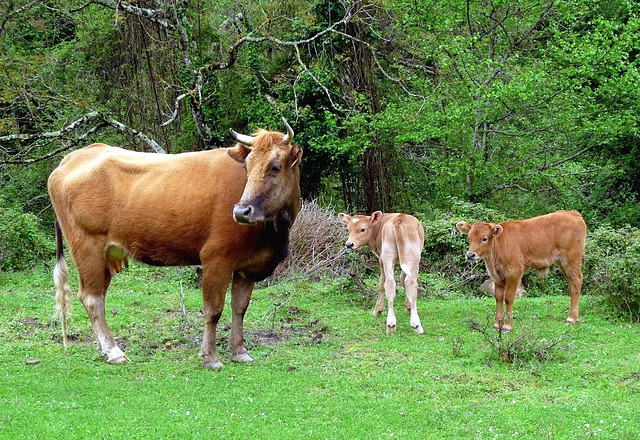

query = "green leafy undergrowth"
[1,264,639,439]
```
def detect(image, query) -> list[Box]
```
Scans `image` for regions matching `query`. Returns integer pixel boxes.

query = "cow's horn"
[230,128,255,146]
[281,117,294,143]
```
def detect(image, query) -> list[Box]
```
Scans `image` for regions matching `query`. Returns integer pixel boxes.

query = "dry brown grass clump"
[270,200,364,282]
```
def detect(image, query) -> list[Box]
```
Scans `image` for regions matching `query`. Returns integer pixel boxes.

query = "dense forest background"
[1,0,639,275]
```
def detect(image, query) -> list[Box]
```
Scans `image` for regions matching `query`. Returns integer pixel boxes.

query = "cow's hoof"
[106,347,126,364]
[494,324,511,333]
[231,352,254,363]
[412,324,424,334]
[372,309,383,317]
[386,324,397,333]
[565,318,578,325]
[202,357,224,369]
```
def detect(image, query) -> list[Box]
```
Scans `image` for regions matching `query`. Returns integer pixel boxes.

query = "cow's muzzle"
[233,203,265,224]
[345,241,356,250]
[465,252,478,262]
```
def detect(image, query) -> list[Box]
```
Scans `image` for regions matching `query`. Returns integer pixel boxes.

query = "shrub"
[0,198,54,271]
[467,317,572,365]
[584,224,640,322]
[269,200,371,283]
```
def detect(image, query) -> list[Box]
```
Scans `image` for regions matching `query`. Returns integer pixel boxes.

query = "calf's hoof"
[565,317,578,325]
[231,352,254,363]
[412,324,424,334]
[372,309,383,317]
[386,324,397,333]
[494,323,512,333]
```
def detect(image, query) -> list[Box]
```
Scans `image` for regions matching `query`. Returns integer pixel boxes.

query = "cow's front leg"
[229,272,254,363]
[493,280,507,332]
[373,262,386,317]
[382,260,397,333]
[200,263,233,369]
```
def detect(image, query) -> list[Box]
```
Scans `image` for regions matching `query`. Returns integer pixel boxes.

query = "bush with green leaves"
[584,224,640,322]
[0,198,53,271]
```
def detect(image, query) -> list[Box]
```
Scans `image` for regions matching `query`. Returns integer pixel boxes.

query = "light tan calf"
[338,211,424,334]
[457,210,586,332]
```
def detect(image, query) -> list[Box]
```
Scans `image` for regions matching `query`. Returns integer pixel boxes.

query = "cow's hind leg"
[556,260,583,324]
[229,272,254,363]
[200,262,233,369]
[74,248,124,364]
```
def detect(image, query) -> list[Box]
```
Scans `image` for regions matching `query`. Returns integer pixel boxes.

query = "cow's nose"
[465,252,477,262]
[345,242,355,250]
[233,204,254,224]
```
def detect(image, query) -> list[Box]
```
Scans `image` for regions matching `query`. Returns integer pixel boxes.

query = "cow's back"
[48,143,249,265]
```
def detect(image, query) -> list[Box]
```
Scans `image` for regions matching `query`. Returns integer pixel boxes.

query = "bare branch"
[539,144,597,171]
[68,0,173,28]
[0,110,167,160]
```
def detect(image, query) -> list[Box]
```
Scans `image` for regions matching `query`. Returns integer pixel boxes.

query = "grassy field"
[1,263,639,439]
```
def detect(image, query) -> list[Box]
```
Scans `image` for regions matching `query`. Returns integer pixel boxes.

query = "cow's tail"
[53,217,72,348]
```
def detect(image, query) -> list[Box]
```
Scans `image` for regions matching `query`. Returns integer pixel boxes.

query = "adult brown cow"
[48,118,302,369]
[456,210,586,332]
[338,212,424,334]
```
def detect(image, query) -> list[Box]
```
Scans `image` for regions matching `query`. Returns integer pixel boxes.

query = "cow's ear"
[228,143,252,163]
[290,144,303,168]
[493,224,503,236]
[371,211,383,224]
[456,221,471,235]
[338,213,351,225]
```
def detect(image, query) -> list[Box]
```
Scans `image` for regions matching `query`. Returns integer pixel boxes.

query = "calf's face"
[338,211,382,250]
[456,221,503,262]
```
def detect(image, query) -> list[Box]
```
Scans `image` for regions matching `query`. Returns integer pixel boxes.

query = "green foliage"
[0,197,53,271]
[584,224,640,322]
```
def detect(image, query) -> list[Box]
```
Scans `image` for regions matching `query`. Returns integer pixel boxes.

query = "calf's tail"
[53,218,72,348]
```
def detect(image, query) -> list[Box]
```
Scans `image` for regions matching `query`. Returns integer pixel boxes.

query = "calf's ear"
[228,143,252,163]
[338,213,351,225]
[456,221,471,235]
[492,224,503,236]
[370,211,383,224]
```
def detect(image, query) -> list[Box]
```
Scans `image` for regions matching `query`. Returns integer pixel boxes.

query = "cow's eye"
[481,237,488,242]
[360,228,366,233]
[271,165,281,174]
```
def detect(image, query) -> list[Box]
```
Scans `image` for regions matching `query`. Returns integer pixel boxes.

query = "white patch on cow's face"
[352,218,360,223]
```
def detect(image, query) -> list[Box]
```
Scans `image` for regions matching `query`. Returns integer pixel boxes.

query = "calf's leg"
[493,281,506,332]
[502,275,522,332]
[557,260,583,324]
[229,272,255,363]
[372,261,385,317]
[402,267,423,334]
[382,259,397,333]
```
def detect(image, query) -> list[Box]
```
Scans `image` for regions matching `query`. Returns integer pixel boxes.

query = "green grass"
[1,263,639,439]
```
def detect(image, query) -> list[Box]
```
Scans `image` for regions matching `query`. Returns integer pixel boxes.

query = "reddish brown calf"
[457,210,586,332]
